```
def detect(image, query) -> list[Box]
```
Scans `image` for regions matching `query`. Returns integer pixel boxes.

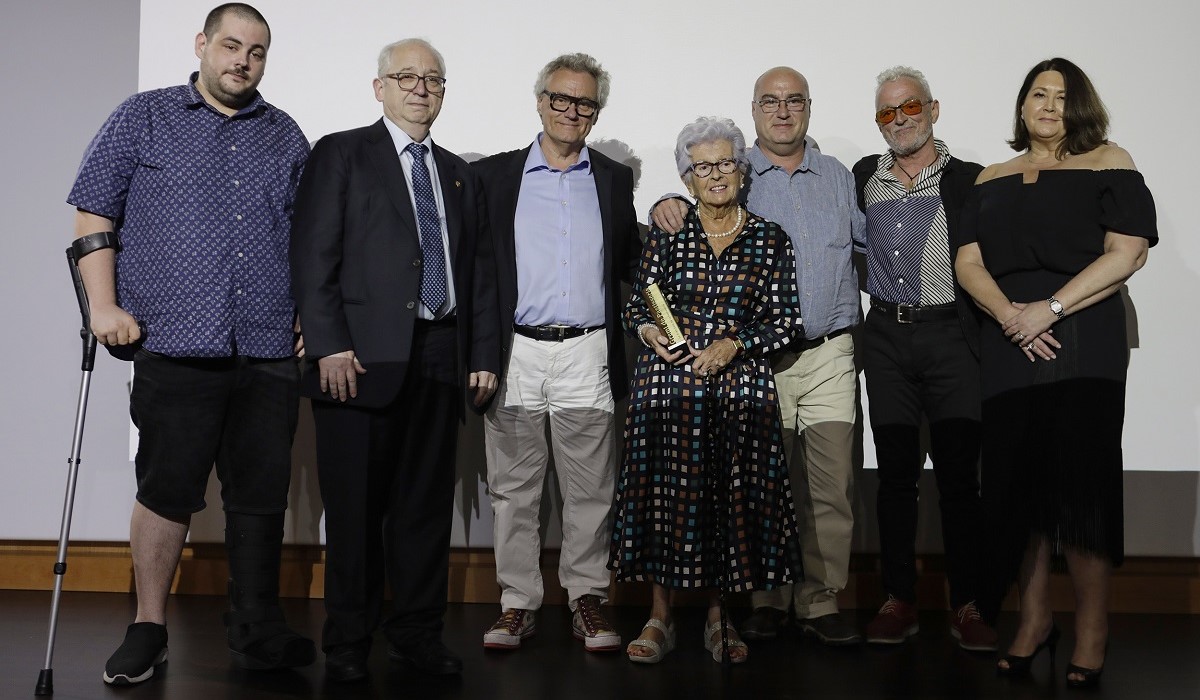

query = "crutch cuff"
[71,231,120,261]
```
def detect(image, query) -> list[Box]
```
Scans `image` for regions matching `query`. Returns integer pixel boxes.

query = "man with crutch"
[65,3,313,687]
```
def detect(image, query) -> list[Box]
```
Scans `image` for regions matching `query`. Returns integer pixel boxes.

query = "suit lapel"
[592,153,615,308]
[495,148,529,289]
[432,145,463,261]
[365,119,418,240]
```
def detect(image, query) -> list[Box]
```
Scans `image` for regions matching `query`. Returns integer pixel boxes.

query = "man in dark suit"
[290,38,498,682]
[471,53,640,654]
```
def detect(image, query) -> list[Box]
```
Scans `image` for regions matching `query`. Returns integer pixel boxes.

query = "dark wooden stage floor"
[4,590,1199,699]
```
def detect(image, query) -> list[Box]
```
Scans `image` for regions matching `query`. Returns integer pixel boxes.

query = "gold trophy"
[644,282,687,353]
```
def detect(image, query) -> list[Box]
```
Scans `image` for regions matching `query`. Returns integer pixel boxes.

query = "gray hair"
[674,117,748,178]
[875,65,932,101]
[533,53,611,110]
[377,38,446,78]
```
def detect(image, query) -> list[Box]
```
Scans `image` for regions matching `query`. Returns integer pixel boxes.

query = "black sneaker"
[103,622,168,686]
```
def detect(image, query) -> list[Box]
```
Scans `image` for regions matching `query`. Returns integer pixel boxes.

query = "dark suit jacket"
[290,119,499,410]
[472,145,641,401]
[853,153,984,357]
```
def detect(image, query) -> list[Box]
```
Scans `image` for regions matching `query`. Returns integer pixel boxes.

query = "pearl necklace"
[700,206,743,239]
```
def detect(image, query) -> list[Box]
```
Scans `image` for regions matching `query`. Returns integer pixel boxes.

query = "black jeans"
[862,310,982,608]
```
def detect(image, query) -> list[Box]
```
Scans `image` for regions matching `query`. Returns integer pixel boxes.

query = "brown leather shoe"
[951,601,997,652]
[865,596,919,644]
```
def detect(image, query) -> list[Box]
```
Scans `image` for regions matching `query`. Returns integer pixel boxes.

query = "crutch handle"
[65,247,99,372]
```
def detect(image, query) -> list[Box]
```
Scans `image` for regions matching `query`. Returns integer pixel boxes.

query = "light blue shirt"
[512,135,605,327]
[381,117,456,320]
[745,138,865,339]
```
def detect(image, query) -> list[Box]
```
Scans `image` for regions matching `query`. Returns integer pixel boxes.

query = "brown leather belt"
[870,297,957,324]
[513,324,603,342]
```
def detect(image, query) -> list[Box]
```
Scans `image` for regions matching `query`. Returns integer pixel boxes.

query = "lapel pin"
[455,179,462,188]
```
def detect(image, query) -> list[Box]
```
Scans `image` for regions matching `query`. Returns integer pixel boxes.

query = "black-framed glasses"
[385,72,447,94]
[541,91,600,118]
[875,98,931,124]
[756,96,810,113]
[689,159,739,178]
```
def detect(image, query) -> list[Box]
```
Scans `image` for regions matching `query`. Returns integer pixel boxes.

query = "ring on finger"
[1025,342,1034,350]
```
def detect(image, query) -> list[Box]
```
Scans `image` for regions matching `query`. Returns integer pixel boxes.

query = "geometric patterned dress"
[609,206,803,591]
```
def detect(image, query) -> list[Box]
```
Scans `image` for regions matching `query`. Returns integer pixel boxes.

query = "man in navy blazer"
[290,38,498,682]
[472,53,640,653]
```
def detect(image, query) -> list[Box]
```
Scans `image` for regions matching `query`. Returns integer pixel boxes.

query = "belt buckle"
[896,304,914,324]
[549,325,568,342]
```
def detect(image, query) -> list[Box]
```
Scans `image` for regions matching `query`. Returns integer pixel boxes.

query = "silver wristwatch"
[1047,296,1065,319]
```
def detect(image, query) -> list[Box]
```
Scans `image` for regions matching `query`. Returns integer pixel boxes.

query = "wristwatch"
[1047,296,1065,319]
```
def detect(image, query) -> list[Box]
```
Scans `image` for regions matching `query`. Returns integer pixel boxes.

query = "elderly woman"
[955,58,1156,688]
[609,117,802,664]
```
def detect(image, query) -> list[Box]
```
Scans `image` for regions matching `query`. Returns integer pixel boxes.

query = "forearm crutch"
[36,232,118,696]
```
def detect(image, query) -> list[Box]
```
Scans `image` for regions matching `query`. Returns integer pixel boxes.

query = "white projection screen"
[4,0,1196,556]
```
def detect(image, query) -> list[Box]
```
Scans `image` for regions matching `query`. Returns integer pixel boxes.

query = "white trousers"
[484,329,618,610]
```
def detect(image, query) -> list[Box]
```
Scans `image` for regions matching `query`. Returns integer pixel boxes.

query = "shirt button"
[894,250,899,256]
[898,278,905,284]
[406,301,415,309]
[235,214,243,221]
[230,145,237,152]
[561,201,567,206]
[896,222,902,228]
[236,289,243,295]
[233,180,240,186]
[237,252,244,258]
[561,260,567,265]
[561,291,567,296]
[412,258,421,267]
[561,231,567,236]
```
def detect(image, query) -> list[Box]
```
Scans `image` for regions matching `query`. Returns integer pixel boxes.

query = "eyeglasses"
[541,91,600,118]
[875,98,931,125]
[385,73,447,94]
[756,96,810,113]
[689,159,739,178]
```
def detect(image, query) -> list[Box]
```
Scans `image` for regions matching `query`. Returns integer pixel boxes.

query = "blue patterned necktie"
[404,142,447,313]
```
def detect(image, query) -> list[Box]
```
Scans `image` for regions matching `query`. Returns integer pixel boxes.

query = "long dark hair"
[1008,57,1109,159]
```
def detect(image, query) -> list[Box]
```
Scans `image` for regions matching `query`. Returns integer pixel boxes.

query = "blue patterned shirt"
[744,139,866,339]
[67,73,309,358]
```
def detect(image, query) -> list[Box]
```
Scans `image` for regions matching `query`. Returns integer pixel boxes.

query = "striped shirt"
[861,139,955,306]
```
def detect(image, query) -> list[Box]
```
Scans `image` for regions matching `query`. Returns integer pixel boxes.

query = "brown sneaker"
[483,609,535,650]
[571,595,621,652]
[950,601,997,652]
[865,596,919,644]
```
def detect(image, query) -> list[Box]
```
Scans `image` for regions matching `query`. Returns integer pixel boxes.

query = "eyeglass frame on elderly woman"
[688,159,739,178]
[541,91,600,118]
[875,98,933,125]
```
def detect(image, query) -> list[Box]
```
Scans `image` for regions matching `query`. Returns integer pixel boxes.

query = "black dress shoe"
[739,607,787,641]
[798,613,862,646]
[388,639,463,675]
[325,645,368,683]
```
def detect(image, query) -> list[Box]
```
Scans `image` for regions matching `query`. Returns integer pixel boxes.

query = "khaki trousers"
[484,330,617,611]
[751,333,857,619]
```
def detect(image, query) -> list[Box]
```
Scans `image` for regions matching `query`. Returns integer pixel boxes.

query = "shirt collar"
[749,135,821,176]
[185,71,268,118]
[382,117,435,156]
[524,133,592,175]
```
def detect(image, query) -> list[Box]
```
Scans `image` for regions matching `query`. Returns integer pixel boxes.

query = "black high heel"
[997,625,1060,677]
[1065,662,1103,689]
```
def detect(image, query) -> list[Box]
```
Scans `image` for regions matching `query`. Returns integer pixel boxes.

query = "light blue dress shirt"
[512,135,605,328]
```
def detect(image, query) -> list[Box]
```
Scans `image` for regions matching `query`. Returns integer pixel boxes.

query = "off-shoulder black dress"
[961,169,1157,616]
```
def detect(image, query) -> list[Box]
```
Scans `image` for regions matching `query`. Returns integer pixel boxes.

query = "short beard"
[884,123,932,158]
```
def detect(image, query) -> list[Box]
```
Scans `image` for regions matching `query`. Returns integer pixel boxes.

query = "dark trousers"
[863,310,982,608]
[313,321,460,651]
[130,351,299,516]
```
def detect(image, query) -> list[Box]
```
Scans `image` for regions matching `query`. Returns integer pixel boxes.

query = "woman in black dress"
[611,117,801,664]
[955,58,1156,688]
